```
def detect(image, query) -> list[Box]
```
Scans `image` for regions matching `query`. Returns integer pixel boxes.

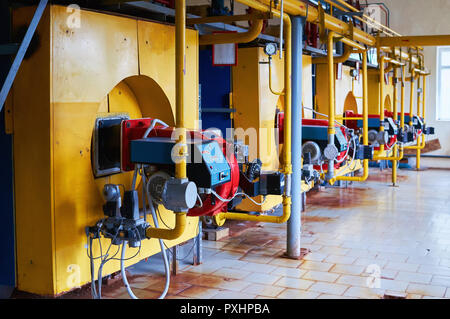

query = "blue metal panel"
[302,125,348,152]
[197,141,231,186]
[199,49,232,138]
[0,2,15,291]
[357,118,381,129]
[302,125,328,141]
[402,115,411,124]
[130,138,231,187]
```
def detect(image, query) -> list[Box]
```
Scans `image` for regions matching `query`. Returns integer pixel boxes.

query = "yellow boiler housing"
[10,5,199,296]
[315,63,364,120]
[367,69,394,115]
[231,47,312,211]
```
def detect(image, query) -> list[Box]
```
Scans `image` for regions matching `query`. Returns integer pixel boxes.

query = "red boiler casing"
[121,118,239,217]
[276,112,350,170]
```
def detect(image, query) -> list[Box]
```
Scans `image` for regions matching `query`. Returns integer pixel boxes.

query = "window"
[437,46,450,121]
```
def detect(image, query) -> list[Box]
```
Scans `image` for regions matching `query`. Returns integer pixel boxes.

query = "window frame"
[436,46,450,121]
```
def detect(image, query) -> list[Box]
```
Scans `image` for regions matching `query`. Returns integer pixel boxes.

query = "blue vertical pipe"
[287,16,304,258]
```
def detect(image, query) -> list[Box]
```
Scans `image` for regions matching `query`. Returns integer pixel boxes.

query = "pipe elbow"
[277,196,291,224]
[312,44,352,64]
[199,19,263,45]
[146,213,187,241]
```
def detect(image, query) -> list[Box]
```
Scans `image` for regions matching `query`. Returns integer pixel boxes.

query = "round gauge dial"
[264,42,278,56]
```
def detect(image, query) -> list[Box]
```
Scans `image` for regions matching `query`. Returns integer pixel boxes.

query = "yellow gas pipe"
[321,30,368,185]
[372,55,405,161]
[416,73,422,169]
[329,48,369,185]
[400,66,406,132]
[391,65,399,184]
[404,72,428,172]
[378,54,386,154]
[146,0,188,240]
[409,69,415,127]
[216,0,292,225]
[312,44,353,64]
[199,18,264,45]
[269,57,284,96]
[252,0,418,64]
[404,72,427,151]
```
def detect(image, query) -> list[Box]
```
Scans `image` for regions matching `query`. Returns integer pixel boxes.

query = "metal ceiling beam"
[0,0,48,112]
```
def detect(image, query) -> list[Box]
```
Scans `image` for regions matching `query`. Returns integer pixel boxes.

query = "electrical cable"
[210,188,266,206]
[131,165,139,191]
[302,105,349,129]
[335,135,358,177]
[335,134,352,164]
[152,202,199,261]
[89,237,98,299]
[121,241,138,299]
[163,221,200,261]
[142,118,169,139]
[97,225,122,299]
[147,200,171,299]
[120,174,170,300]
[156,205,172,230]
[196,194,203,208]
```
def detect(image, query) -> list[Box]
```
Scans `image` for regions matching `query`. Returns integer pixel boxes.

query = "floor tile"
[406,283,446,298]
[308,282,349,295]
[274,277,315,290]
[270,266,307,278]
[343,286,384,299]
[211,267,251,280]
[324,254,357,265]
[268,257,303,268]
[395,271,432,284]
[244,273,282,285]
[188,275,251,292]
[384,261,420,272]
[336,275,368,288]
[431,275,450,287]
[178,286,222,299]
[241,284,285,298]
[330,264,366,276]
[378,279,409,292]
[277,289,320,299]
[211,290,257,299]
[300,260,334,272]
[302,270,340,283]
[302,252,328,262]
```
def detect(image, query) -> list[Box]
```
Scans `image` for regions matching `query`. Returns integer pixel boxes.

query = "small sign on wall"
[212,31,238,66]
[336,63,343,80]
[356,61,360,82]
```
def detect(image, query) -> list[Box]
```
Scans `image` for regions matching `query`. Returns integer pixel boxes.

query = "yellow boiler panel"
[10,5,199,296]
[315,63,364,121]
[231,47,312,212]
[367,69,394,115]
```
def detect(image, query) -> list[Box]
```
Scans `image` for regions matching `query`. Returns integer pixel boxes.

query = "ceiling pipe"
[199,18,264,45]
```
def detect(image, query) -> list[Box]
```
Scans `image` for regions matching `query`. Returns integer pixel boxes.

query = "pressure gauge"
[264,42,278,56]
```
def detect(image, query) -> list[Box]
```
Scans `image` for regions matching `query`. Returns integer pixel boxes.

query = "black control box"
[355,145,374,160]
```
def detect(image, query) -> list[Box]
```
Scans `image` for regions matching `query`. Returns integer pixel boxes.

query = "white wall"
[383,0,450,155]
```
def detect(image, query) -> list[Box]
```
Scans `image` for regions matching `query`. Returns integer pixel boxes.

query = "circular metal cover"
[324,144,339,161]
[368,129,378,144]
[377,131,389,145]
[264,42,278,56]
[302,141,321,163]
[184,181,198,209]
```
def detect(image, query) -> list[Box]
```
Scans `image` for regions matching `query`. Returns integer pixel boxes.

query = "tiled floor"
[116,164,450,299]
